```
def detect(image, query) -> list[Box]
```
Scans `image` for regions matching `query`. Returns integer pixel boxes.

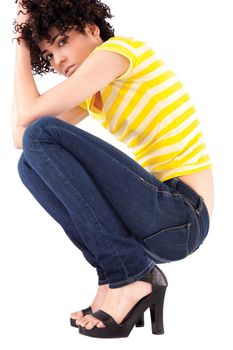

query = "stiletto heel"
[135,312,144,327]
[150,286,167,334]
[78,265,168,338]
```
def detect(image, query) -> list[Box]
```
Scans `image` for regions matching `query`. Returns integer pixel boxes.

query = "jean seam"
[26,127,130,278]
[170,177,206,251]
[137,176,183,197]
[18,154,99,267]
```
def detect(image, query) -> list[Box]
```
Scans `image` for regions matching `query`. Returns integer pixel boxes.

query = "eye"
[58,37,68,47]
[44,37,69,62]
[46,54,53,62]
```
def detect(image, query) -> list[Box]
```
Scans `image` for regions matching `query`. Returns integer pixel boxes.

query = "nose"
[53,54,66,72]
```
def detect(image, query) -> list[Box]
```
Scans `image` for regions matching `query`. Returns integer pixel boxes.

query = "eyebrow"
[41,32,63,56]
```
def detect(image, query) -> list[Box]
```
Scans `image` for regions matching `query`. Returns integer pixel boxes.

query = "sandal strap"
[91,310,121,328]
[82,306,93,315]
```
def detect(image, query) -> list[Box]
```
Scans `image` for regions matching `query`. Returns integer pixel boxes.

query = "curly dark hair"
[13,0,115,76]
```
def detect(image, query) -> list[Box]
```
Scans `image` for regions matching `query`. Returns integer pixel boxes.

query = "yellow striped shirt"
[79,35,212,182]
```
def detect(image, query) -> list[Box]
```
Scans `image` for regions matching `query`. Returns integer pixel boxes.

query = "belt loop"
[171,177,180,190]
[196,196,204,215]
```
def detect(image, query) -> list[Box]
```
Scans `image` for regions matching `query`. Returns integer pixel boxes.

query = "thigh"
[23,117,189,241]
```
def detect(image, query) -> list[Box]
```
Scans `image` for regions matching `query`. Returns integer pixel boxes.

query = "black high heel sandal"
[78,265,168,338]
[70,305,145,328]
[70,280,146,329]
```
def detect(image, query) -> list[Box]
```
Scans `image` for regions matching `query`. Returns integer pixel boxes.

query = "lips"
[65,65,76,77]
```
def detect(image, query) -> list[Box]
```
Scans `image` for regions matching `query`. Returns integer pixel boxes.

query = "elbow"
[12,128,24,150]
[17,116,30,128]
[17,108,33,127]
[13,139,23,149]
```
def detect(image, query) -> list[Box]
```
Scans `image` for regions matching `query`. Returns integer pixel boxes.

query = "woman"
[12,0,214,338]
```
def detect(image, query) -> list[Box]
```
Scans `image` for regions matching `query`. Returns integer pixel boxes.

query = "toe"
[78,319,88,327]
[96,321,105,328]
[86,316,106,329]
[85,320,96,330]
[80,315,105,329]
[70,310,83,319]
[79,315,91,327]
[85,315,97,329]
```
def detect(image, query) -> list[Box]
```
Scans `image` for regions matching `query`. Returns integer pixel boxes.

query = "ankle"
[99,284,109,290]
[108,280,152,299]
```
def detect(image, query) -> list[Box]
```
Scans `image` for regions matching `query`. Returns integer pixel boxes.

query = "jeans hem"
[98,279,109,286]
[108,261,156,289]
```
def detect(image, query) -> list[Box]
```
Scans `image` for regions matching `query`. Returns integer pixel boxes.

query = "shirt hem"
[156,164,213,182]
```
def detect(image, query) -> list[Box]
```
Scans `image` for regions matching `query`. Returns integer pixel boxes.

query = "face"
[38,23,103,77]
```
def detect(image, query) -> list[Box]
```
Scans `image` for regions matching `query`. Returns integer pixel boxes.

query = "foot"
[78,280,152,329]
[70,284,109,324]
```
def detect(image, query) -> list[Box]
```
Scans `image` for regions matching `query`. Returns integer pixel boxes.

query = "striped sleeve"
[91,36,137,80]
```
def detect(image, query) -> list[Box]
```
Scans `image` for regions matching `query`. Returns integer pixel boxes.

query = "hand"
[13,1,30,45]
[16,1,29,25]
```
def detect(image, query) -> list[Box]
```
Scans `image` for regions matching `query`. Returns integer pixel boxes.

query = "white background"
[0,0,232,349]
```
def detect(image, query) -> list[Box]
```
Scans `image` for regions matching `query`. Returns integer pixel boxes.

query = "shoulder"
[88,35,143,80]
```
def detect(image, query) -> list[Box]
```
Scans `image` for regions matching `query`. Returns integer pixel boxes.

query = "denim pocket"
[143,223,191,262]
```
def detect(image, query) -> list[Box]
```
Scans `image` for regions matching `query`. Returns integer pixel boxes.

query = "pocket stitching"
[143,223,191,261]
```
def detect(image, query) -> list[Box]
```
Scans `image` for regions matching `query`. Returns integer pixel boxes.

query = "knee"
[22,116,58,150]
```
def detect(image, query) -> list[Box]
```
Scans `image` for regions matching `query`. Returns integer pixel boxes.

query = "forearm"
[11,91,27,149]
[14,40,40,125]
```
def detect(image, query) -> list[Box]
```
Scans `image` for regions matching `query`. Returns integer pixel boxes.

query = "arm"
[56,105,89,124]
[15,44,129,127]
[13,2,129,127]
[11,92,27,149]
[11,91,89,149]
[12,4,89,148]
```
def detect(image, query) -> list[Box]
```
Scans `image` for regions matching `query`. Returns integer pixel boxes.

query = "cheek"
[73,47,90,64]
[74,39,94,59]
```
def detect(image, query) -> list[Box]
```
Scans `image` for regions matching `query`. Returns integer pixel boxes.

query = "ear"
[86,23,101,39]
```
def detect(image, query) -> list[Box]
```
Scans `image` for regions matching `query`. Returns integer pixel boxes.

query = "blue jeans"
[18,117,210,288]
